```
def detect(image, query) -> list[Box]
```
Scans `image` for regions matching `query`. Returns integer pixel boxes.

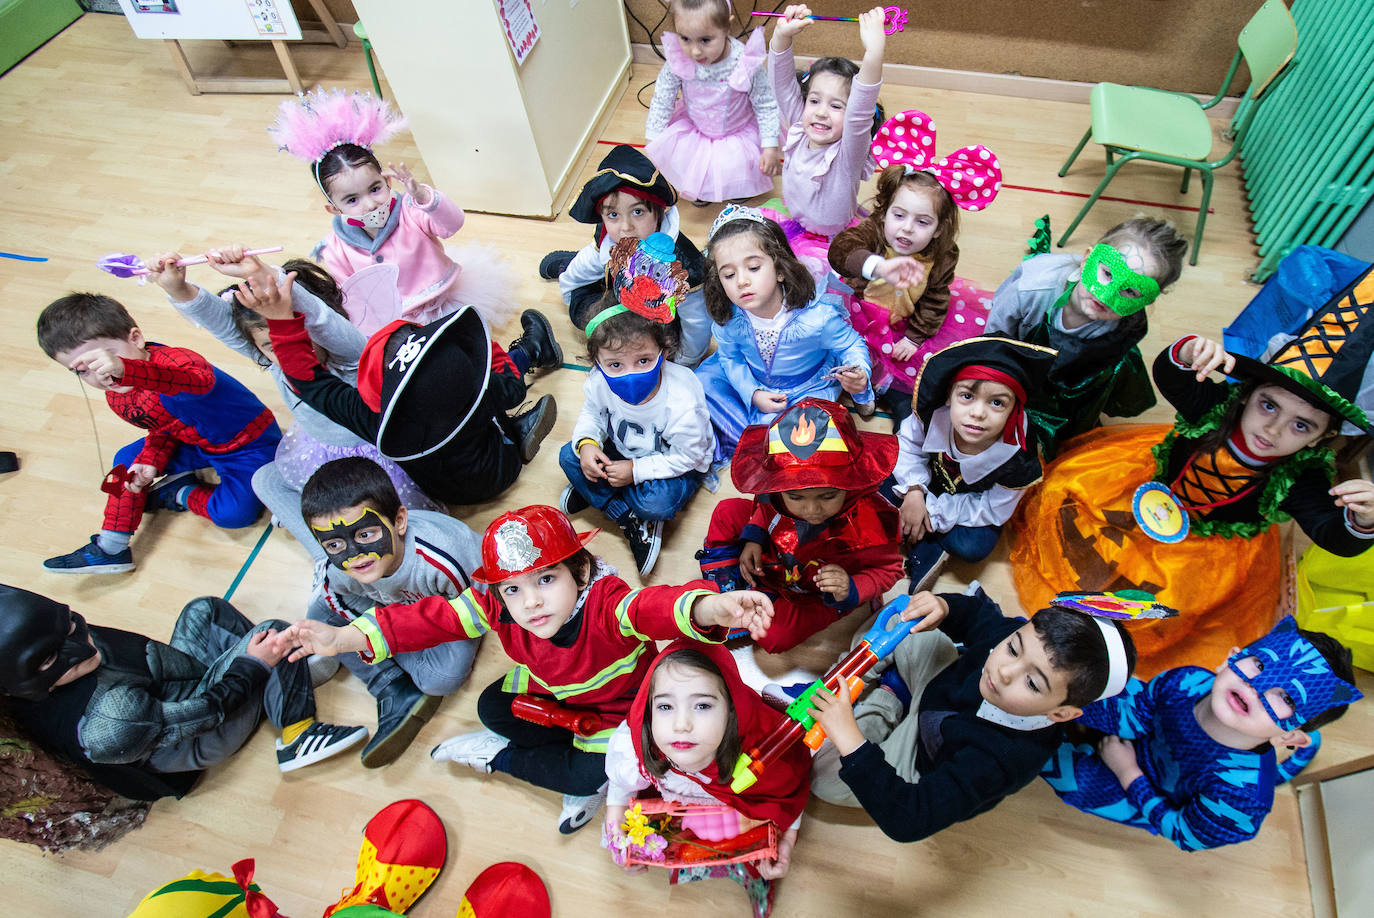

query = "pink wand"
[752,6,909,34]
[98,247,285,279]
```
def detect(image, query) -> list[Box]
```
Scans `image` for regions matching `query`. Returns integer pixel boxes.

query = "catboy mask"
[0,584,99,700]
[311,508,397,572]
[1080,244,1161,316]
[1226,616,1362,733]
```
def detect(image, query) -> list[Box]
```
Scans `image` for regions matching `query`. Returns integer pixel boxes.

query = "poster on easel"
[497,0,540,66]
[117,0,302,41]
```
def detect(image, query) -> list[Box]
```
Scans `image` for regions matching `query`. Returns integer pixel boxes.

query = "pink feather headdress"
[268,88,407,194]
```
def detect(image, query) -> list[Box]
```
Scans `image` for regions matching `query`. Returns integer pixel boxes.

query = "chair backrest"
[1239,0,1298,98]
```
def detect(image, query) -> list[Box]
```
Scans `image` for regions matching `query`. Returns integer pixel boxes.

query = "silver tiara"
[707,203,769,242]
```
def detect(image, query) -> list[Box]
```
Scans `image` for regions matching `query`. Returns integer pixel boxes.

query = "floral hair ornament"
[707,203,770,243]
[267,87,408,197]
[584,232,690,337]
[871,110,1003,212]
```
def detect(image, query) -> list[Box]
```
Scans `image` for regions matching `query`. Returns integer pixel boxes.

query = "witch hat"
[1230,264,1374,433]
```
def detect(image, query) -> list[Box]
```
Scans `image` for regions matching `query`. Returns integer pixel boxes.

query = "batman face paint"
[310,506,398,580]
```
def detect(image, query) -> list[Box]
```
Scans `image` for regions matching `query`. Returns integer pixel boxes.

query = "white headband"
[1093,617,1130,701]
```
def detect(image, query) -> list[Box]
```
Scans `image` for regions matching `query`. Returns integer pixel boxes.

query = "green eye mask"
[1080,244,1161,316]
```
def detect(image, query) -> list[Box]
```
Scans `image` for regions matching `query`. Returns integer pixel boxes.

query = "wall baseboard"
[630,43,1240,119]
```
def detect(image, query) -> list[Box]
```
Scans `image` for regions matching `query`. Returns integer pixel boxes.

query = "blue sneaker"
[880,666,912,712]
[43,535,134,574]
[143,470,197,513]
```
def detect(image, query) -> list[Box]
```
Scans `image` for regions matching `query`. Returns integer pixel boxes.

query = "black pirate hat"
[1230,264,1374,433]
[569,144,677,225]
[914,336,1057,429]
[357,306,493,461]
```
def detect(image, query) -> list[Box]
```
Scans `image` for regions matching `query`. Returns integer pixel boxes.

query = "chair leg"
[1059,128,1093,178]
[1105,148,1115,167]
[1180,168,1191,194]
[1057,162,1124,250]
[362,39,382,99]
[1191,170,1214,265]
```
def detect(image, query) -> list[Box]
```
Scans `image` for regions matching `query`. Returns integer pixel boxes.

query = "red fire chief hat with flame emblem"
[730,397,899,495]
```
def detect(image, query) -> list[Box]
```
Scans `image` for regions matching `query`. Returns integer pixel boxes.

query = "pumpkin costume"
[1012,269,1374,676]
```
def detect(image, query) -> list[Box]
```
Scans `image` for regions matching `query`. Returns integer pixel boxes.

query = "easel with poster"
[116,0,349,95]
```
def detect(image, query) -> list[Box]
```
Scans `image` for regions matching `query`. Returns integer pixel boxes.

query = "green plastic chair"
[354,20,383,99]
[1056,0,1297,264]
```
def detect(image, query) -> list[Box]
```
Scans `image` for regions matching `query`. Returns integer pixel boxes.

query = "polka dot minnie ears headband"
[268,87,408,197]
[871,110,1003,212]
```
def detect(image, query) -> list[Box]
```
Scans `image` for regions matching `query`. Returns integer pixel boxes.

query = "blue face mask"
[600,355,663,404]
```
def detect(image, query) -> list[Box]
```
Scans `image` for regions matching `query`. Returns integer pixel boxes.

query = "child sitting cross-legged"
[890,336,1055,594]
[603,642,810,917]
[559,233,715,577]
[278,505,775,835]
[806,585,1136,843]
[301,456,483,767]
[1043,616,1362,851]
[0,584,367,798]
[699,397,903,656]
[36,292,282,574]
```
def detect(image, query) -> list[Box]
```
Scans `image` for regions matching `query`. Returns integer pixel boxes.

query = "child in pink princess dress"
[766,5,887,283]
[828,111,1003,422]
[645,0,781,205]
[269,89,519,337]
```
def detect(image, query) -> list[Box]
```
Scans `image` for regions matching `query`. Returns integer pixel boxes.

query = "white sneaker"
[307,653,340,687]
[558,783,607,834]
[729,644,771,694]
[429,728,510,772]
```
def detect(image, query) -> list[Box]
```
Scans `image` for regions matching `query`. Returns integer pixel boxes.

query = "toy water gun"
[730,594,924,792]
[510,694,610,738]
[1050,590,1179,621]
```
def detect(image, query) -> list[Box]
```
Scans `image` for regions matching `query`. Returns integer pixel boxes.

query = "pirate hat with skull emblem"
[356,305,493,461]
[730,398,899,495]
[472,505,599,584]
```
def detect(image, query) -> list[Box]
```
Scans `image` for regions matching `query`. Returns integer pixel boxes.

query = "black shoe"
[143,470,198,513]
[360,677,443,768]
[511,394,557,463]
[509,309,562,372]
[539,250,576,280]
[277,721,369,772]
[559,484,589,516]
[42,534,134,575]
[619,513,663,577]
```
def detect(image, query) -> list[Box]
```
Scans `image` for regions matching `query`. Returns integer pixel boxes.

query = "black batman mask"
[309,507,397,572]
[0,584,99,700]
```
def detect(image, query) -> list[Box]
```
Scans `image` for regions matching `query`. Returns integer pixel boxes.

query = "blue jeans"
[558,441,701,522]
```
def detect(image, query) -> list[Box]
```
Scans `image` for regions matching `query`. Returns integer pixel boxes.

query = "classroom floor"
[3,14,1369,917]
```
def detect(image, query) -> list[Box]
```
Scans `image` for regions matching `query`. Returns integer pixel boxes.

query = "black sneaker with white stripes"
[275,720,368,772]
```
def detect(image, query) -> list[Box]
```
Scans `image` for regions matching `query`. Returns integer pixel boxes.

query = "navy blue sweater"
[837,590,1064,842]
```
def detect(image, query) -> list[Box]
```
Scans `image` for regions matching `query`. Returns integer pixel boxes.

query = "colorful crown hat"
[456,862,551,918]
[268,87,407,164]
[585,232,690,336]
[323,799,447,917]
[870,110,1002,212]
[1228,615,1363,733]
[730,397,899,495]
[1229,264,1374,433]
[472,505,598,584]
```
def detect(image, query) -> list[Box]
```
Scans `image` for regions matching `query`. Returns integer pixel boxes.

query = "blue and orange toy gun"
[730,594,924,792]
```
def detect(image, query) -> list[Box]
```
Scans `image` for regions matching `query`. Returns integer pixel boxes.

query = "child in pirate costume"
[1011,266,1374,677]
[0,585,367,799]
[278,505,775,834]
[986,218,1188,457]
[232,265,555,505]
[539,145,712,363]
[698,398,902,654]
[560,233,715,576]
[889,337,1055,593]
[1043,617,1361,851]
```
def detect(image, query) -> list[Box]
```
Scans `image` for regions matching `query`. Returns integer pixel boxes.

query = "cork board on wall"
[624,0,1262,96]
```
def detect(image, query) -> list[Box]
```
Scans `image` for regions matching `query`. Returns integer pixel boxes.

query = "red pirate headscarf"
[627,641,810,828]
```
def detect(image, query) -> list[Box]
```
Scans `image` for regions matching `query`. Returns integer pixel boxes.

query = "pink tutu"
[646,116,773,203]
[760,204,860,286]
[273,424,444,512]
[844,277,992,393]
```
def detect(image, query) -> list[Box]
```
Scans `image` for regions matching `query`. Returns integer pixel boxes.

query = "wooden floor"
[3,15,1369,917]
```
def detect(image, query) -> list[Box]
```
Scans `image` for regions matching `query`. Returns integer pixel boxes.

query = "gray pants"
[307,602,477,698]
[252,461,327,563]
[147,597,314,773]
[810,628,959,806]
